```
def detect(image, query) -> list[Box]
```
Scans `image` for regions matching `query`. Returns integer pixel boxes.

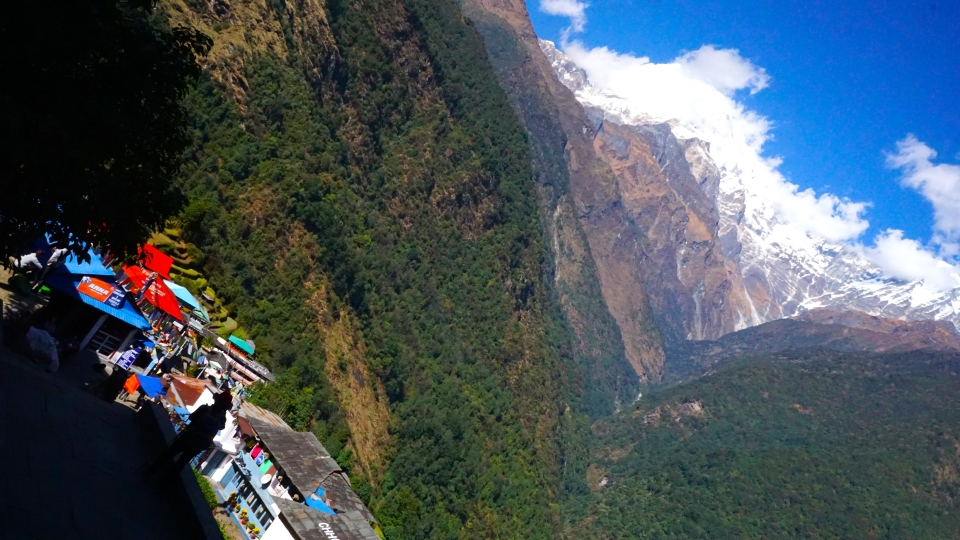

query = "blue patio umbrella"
[134,374,167,399]
[163,280,210,322]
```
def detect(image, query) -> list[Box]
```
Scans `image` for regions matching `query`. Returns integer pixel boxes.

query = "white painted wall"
[186,387,215,413]
[261,519,296,540]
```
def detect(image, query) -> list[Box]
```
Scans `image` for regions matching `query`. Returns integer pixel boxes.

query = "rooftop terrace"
[0,344,210,540]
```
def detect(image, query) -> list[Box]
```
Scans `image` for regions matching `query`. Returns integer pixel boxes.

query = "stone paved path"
[0,346,206,540]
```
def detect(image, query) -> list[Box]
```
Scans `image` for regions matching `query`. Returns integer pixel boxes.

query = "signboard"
[115,347,141,370]
[104,287,127,309]
[77,276,116,303]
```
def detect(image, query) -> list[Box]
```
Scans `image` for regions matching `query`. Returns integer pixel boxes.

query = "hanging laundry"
[250,444,262,458]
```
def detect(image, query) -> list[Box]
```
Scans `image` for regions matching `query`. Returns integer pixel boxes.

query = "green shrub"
[192,467,218,510]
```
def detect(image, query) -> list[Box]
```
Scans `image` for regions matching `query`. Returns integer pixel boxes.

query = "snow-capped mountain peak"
[540,39,960,330]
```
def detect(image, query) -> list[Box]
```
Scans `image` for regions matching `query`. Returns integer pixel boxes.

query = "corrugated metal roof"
[45,274,150,330]
[229,335,255,355]
[168,375,216,408]
[238,401,290,430]
[55,251,115,277]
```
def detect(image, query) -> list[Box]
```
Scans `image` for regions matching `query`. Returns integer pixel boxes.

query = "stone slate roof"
[247,418,341,494]
[320,472,376,523]
[276,498,380,540]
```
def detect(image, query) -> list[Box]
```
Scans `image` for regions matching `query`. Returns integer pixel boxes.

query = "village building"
[166,374,219,413]
[202,332,275,387]
[198,401,382,540]
[42,249,152,362]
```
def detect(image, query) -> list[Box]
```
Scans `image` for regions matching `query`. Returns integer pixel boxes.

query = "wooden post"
[111,327,139,362]
[79,313,108,350]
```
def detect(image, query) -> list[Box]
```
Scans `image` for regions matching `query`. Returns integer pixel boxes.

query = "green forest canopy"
[566,349,960,539]
[169,0,590,537]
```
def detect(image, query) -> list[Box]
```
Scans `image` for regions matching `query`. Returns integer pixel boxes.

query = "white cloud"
[539,0,589,35]
[676,46,770,96]
[862,230,960,292]
[887,135,960,244]
[772,185,870,243]
[561,41,870,243]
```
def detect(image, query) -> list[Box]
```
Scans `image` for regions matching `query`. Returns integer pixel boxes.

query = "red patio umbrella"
[123,265,184,321]
[139,244,173,280]
[122,264,149,289]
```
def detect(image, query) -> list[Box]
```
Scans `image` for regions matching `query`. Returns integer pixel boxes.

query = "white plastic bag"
[26,326,59,372]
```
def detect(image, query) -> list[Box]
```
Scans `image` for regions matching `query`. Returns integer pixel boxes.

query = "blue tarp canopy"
[228,335,255,356]
[305,496,335,514]
[45,275,151,330]
[135,374,167,399]
[164,280,210,322]
[30,236,113,276]
[55,252,114,277]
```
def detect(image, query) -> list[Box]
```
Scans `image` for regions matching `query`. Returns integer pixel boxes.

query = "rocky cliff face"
[535,40,756,348]
[460,0,666,386]
[589,114,754,344]
[459,0,778,385]
[667,309,960,382]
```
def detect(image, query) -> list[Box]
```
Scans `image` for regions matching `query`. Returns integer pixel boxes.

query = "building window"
[85,316,139,358]
[223,464,239,486]
[202,450,226,476]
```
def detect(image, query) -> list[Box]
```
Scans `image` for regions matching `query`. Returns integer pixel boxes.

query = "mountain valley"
[131,0,960,536]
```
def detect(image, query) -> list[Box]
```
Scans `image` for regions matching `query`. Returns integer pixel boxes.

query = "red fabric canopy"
[123,265,150,291]
[123,265,184,321]
[139,244,173,280]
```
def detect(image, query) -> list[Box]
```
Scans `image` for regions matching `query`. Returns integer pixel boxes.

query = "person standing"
[11,249,44,275]
[31,245,68,292]
[141,390,233,478]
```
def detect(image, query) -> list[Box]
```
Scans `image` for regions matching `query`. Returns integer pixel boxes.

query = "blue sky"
[530,0,960,285]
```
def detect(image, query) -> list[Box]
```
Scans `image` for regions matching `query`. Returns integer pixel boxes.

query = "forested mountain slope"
[459,0,666,384]
[568,349,960,539]
[160,0,594,536]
